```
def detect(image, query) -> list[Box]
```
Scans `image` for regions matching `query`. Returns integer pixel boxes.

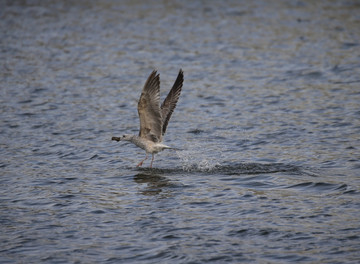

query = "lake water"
[1,0,360,263]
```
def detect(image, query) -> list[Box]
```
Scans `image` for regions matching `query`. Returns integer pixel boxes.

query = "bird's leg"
[137,153,148,167]
[150,154,155,168]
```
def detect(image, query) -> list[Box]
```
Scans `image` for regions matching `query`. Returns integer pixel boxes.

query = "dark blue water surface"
[1,0,360,263]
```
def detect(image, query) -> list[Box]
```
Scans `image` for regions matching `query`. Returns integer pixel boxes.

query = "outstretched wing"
[138,70,163,142]
[160,69,184,136]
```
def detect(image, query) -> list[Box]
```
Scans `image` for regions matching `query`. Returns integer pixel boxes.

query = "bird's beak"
[112,137,120,142]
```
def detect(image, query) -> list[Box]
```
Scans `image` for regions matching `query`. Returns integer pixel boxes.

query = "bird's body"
[112,69,184,168]
[114,134,172,154]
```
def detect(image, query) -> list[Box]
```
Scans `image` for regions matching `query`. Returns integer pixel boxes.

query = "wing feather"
[138,70,163,142]
[160,69,184,136]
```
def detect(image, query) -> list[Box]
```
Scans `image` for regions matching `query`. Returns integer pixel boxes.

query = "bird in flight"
[112,69,184,168]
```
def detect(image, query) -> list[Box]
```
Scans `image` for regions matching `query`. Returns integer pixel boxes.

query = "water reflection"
[134,170,172,196]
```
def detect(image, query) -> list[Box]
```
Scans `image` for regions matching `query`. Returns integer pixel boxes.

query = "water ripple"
[1,1,360,263]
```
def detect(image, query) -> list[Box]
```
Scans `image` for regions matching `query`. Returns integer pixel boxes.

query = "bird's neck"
[129,135,148,150]
[126,135,141,145]
[129,135,138,142]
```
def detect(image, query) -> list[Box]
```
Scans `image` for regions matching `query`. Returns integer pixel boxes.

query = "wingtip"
[151,69,159,76]
[147,69,160,83]
[178,69,184,80]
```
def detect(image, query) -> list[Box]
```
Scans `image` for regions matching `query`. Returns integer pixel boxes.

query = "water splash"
[176,142,222,172]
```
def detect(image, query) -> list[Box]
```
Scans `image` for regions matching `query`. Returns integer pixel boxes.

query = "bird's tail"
[167,147,183,151]
[160,144,184,151]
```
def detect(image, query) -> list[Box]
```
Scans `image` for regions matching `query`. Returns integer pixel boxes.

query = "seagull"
[112,69,184,168]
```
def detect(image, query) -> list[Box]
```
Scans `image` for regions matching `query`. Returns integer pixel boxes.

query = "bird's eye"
[122,135,126,138]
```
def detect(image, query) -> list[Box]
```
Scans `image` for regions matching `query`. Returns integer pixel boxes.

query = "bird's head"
[112,134,133,142]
